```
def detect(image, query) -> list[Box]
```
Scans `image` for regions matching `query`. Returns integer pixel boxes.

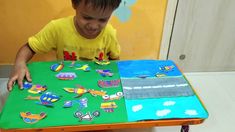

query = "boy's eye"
[83,16,93,20]
[99,19,108,23]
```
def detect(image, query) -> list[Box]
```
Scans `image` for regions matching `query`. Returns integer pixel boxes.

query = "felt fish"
[39,92,60,106]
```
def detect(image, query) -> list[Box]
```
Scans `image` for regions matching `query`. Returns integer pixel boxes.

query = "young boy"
[7,0,122,91]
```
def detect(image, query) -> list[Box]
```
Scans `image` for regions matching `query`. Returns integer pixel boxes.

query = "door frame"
[159,0,178,60]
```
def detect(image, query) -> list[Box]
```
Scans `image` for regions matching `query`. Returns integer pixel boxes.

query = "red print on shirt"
[63,51,77,61]
[98,52,104,61]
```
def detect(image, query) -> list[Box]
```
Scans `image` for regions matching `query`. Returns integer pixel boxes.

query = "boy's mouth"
[85,29,98,35]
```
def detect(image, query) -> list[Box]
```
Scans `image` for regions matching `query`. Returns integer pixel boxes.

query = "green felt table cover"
[0,61,128,129]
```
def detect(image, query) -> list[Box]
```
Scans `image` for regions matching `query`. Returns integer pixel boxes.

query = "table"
[0,60,208,132]
[1,118,205,132]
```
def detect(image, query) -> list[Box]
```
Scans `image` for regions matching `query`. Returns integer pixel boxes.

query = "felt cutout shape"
[50,62,64,72]
[98,80,120,88]
[23,81,47,94]
[69,61,81,68]
[155,73,167,78]
[100,102,117,112]
[76,64,91,71]
[63,98,88,109]
[88,89,107,97]
[23,81,33,89]
[64,85,88,98]
[25,92,60,107]
[95,61,110,65]
[38,92,60,106]
[64,85,107,97]
[96,69,113,77]
[56,72,77,80]
[20,112,46,124]
[28,84,47,94]
[102,92,123,101]
[77,98,88,109]
[63,101,73,108]
[74,111,100,122]
[155,65,175,78]
[159,65,175,72]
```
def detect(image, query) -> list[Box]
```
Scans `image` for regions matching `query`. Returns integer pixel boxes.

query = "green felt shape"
[0,61,128,129]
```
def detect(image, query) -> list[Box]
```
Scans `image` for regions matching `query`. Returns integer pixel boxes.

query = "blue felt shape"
[125,95,208,122]
[117,60,182,78]
[23,81,32,89]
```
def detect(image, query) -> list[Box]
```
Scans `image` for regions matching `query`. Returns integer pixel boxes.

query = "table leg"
[181,125,189,132]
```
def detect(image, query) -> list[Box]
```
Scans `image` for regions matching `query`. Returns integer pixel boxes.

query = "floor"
[1,72,235,132]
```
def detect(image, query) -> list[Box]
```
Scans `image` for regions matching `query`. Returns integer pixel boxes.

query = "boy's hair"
[72,0,122,10]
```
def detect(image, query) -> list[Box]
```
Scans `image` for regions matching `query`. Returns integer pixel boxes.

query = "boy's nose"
[88,22,100,30]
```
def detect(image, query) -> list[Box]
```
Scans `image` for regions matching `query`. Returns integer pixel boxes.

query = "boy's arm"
[109,56,120,60]
[7,43,35,91]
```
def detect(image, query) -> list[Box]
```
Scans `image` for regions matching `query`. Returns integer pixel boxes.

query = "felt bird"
[76,64,90,71]
[95,61,110,65]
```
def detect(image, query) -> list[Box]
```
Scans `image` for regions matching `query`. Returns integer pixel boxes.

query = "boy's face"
[73,1,114,39]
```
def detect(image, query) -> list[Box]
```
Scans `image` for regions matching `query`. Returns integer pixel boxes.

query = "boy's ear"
[72,3,76,9]
[71,0,78,9]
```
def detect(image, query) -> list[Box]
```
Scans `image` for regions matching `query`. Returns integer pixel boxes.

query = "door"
[165,0,235,72]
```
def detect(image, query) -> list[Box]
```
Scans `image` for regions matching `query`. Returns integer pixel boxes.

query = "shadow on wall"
[111,0,166,60]
[0,0,74,64]
[0,0,167,63]
[32,3,75,62]
[29,1,75,62]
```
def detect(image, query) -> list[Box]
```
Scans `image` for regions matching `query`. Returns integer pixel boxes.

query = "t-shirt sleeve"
[28,21,57,54]
[106,29,121,59]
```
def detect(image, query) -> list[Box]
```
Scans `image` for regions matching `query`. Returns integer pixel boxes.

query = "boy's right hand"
[7,63,32,91]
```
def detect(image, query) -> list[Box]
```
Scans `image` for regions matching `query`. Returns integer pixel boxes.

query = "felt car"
[102,92,123,101]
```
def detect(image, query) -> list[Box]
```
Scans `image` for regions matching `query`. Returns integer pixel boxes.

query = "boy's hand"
[7,63,32,91]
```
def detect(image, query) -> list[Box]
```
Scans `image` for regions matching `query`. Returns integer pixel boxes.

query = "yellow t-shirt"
[28,16,120,61]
